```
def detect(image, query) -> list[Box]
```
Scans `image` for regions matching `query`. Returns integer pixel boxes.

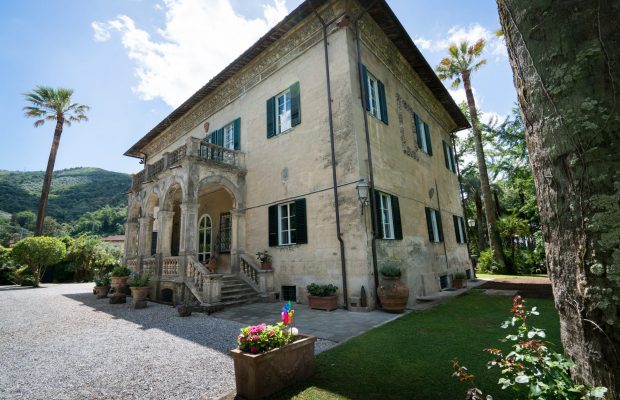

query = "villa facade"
[123,0,471,309]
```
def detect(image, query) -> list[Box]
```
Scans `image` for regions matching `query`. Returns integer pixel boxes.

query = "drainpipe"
[451,132,476,278]
[354,17,381,305]
[312,6,348,308]
[435,179,450,272]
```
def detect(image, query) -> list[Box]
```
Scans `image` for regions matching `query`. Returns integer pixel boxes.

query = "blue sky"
[0,0,515,175]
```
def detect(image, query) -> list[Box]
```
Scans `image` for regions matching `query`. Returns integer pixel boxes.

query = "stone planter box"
[130,286,150,309]
[230,334,316,400]
[308,295,338,311]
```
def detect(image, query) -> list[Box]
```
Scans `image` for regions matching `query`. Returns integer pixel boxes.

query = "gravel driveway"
[0,283,244,400]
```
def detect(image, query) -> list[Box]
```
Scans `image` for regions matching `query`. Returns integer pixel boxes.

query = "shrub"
[453,272,467,280]
[306,283,338,297]
[110,265,132,277]
[128,271,150,287]
[11,265,36,286]
[94,274,110,287]
[476,249,502,274]
[0,245,16,285]
[11,236,66,286]
[452,295,607,399]
[237,322,294,354]
[379,261,401,277]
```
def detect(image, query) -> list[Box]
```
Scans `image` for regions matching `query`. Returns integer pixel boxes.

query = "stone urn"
[110,276,130,295]
[130,286,150,309]
[377,276,409,313]
[94,285,110,299]
[231,335,316,399]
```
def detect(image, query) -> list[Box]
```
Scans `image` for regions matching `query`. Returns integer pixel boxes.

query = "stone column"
[138,216,154,257]
[156,210,175,257]
[179,201,198,280]
[124,221,139,260]
[230,208,246,274]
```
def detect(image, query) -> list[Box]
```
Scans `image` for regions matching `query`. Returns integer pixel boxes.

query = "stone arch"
[162,181,185,211]
[194,175,242,208]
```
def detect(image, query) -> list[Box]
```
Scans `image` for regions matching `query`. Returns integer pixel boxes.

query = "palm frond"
[472,39,486,56]
[451,77,462,88]
[23,86,89,128]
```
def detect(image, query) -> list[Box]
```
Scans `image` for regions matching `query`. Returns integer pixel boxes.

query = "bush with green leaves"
[476,249,502,274]
[128,271,150,287]
[11,265,36,286]
[10,236,66,287]
[453,272,467,280]
[379,261,401,277]
[306,283,338,297]
[0,245,16,285]
[452,295,607,399]
[110,265,132,277]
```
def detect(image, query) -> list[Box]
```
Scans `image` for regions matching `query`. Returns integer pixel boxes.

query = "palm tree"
[23,86,89,236]
[436,39,508,271]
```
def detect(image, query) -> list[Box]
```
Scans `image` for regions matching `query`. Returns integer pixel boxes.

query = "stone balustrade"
[240,254,274,295]
[162,256,180,280]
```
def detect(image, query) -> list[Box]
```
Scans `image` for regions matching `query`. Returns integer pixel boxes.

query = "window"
[278,202,296,245]
[207,118,241,151]
[414,113,432,155]
[198,214,212,262]
[361,65,388,124]
[374,191,403,240]
[443,140,457,173]
[439,274,449,290]
[219,213,232,253]
[268,198,307,246]
[425,207,444,243]
[267,82,301,138]
[453,215,466,244]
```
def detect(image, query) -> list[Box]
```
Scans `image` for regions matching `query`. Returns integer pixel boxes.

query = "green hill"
[0,167,131,222]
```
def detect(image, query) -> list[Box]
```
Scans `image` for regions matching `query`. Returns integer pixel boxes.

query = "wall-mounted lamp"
[356,178,370,207]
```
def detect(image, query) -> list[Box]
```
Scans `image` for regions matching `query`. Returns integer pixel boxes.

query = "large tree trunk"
[35,118,63,236]
[474,190,488,250]
[462,72,508,271]
[498,0,620,395]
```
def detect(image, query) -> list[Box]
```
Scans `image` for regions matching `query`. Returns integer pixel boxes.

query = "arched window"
[198,214,212,263]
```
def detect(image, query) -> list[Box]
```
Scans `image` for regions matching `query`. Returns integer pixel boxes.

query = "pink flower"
[250,346,258,354]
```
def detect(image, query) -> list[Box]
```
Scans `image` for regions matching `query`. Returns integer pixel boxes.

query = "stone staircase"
[220,275,261,307]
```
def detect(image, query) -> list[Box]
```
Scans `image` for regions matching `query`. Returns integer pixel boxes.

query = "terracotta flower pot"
[260,261,272,270]
[452,279,466,289]
[95,285,110,299]
[308,295,338,311]
[377,275,409,313]
[130,286,150,309]
[110,276,129,295]
[231,335,316,400]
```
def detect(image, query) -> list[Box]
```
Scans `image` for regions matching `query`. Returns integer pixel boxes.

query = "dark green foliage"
[11,236,66,286]
[379,261,401,277]
[110,265,131,277]
[0,245,16,285]
[0,167,130,223]
[306,283,338,297]
[71,206,127,236]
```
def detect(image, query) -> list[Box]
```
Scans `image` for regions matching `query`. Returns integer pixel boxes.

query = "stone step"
[220,292,258,301]
[221,287,256,296]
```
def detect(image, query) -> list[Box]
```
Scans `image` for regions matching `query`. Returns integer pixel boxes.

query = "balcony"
[131,138,245,191]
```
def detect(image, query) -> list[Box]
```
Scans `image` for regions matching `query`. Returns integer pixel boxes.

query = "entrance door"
[198,214,212,263]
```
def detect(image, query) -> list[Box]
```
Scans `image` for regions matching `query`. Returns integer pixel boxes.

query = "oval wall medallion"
[203,121,210,132]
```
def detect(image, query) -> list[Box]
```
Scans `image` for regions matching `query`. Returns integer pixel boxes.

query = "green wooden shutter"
[290,82,301,127]
[208,131,216,144]
[233,118,241,151]
[453,215,461,243]
[443,141,450,170]
[391,195,402,240]
[425,207,434,242]
[424,123,432,155]
[268,205,278,246]
[294,198,307,244]
[375,190,384,239]
[377,79,388,124]
[414,113,423,148]
[361,64,370,111]
[266,96,276,138]
[450,146,457,173]
[436,210,444,242]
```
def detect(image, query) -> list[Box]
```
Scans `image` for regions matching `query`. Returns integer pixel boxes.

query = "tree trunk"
[462,72,507,270]
[498,0,620,395]
[474,191,488,250]
[35,118,64,236]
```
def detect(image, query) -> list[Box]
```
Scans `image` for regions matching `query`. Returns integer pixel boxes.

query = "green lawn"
[272,291,560,400]
[476,273,549,279]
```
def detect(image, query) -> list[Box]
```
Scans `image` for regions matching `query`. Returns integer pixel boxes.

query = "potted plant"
[256,250,272,270]
[109,265,132,298]
[128,271,150,309]
[306,283,338,311]
[231,302,316,400]
[176,300,193,317]
[94,274,111,299]
[452,272,467,289]
[377,261,409,313]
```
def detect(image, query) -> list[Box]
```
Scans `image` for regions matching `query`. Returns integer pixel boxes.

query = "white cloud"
[92,0,289,107]
[415,23,506,60]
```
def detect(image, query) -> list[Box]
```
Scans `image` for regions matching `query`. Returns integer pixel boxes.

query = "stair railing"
[186,256,222,305]
[239,253,274,294]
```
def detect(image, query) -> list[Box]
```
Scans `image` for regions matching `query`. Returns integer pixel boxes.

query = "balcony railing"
[130,139,245,192]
